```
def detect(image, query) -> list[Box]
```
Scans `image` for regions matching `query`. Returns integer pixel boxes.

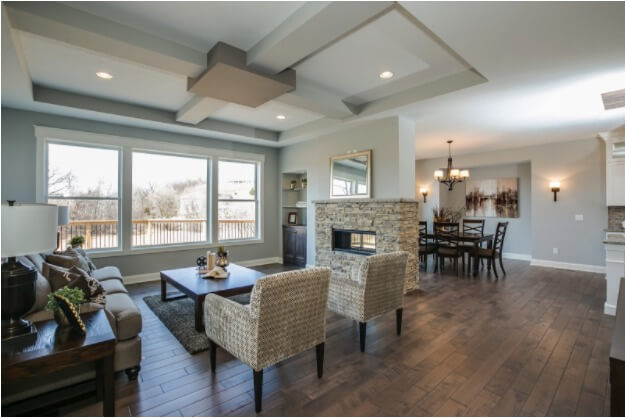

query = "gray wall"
[1,107,281,275]
[433,162,532,256]
[279,117,417,265]
[416,138,606,267]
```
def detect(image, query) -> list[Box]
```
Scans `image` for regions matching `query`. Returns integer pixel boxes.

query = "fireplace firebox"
[332,229,376,255]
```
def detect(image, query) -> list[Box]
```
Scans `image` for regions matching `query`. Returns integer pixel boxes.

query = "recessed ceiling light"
[276,114,286,120]
[96,71,113,80]
[379,71,394,80]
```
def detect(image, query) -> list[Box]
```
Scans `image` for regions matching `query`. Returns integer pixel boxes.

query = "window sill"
[87,238,264,259]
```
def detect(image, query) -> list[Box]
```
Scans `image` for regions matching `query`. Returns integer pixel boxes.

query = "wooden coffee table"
[1,309,116,416]
[160,263,264,332]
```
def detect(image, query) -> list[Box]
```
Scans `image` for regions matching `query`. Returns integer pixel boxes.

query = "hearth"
[332,229,376,255]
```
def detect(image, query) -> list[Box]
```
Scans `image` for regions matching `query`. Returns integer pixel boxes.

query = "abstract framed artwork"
[465,178,519,218]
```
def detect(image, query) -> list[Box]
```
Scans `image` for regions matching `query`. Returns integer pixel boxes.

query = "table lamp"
[1,201,58,341]
[57,205,69,250]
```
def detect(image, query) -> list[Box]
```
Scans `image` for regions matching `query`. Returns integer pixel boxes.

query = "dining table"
[425,232,494,276]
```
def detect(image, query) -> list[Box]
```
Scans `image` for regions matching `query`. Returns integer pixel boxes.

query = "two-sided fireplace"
[332,228,376,255]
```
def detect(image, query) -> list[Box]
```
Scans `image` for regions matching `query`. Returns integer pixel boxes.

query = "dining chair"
[462,218,485,270]
[434,222,463,274]
[475,221,509,278]
[419,221,436,270]
[204,267,331,412]
[327,251,409,352]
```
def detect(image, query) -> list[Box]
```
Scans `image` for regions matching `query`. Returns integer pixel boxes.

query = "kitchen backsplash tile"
[608,206,625,230]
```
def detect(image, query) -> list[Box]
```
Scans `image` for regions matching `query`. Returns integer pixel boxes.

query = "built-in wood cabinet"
[604,135,625,206]
[282,225,307,267]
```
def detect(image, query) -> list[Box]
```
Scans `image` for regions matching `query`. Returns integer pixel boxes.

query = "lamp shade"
[57,206,69,226]
[1,204,58,257]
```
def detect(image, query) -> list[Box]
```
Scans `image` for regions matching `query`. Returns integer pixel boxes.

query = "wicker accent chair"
[204,267,331,412]
[327,251,409,352]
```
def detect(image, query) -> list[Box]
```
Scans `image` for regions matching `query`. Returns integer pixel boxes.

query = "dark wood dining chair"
[433,222,463,274]
[475,221,509,278]
[462,218,485,270]
[419,221,437,270]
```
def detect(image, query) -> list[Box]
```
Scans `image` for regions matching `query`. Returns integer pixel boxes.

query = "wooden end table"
[160,263,264,332]
[1,309,116,416]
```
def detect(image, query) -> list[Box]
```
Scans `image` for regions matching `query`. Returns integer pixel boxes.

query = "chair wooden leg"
[316,342,325,378]
[434,254,438,272]
[424,253,428,271]
[359,322,367,352]
[487,258,492,272]
[499,254,506,276]
[209,339,216,373]
[253,369,263,413]
[396,308,403,336]
[492,256,499,278]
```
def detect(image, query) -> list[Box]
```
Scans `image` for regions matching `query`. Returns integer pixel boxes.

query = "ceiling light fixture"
[276,114,286,120]
[434,140,469,191]
[379,71,394,80]
[96,72,113,80]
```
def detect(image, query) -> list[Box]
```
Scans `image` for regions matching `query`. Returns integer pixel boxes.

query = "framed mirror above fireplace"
[330,150,371,199]
[332,228,376,255]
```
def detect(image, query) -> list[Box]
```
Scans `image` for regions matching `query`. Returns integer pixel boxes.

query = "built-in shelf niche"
[281,171,308,226]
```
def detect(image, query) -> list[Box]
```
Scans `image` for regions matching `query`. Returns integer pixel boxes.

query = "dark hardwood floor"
[107,260,613,416]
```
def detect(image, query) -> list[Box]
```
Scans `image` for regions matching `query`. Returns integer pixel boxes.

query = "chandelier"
[434,140,469,191]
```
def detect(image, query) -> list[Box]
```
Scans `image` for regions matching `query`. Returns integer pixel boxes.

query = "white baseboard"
[503,252,531,261]
[604,302,616,316]
[530,258,606,274]
[123,272,160,285]
[236,257,283,267]
[123,256,283,285]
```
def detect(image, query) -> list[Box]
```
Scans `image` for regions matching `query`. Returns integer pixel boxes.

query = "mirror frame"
[329,149,372,199]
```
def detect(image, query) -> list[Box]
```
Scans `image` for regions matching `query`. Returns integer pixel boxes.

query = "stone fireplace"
[314,198,419,292]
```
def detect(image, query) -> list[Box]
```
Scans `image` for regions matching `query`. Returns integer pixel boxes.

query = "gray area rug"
[143,293,250,354]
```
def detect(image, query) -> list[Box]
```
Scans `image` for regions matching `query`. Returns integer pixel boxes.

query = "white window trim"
[216,158,262,242]
[35,126,265,256]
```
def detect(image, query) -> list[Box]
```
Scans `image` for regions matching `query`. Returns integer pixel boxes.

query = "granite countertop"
[605,228,625,233]
[313,198,419,204]
[604,237,625,245]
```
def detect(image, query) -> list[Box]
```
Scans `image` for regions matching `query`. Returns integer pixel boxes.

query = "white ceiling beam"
[274,79,353,119]
[4,2,206,77]
[176,97,230,125]
[33,86,279,143]
[1,5,33,104]
[247,1,393,74]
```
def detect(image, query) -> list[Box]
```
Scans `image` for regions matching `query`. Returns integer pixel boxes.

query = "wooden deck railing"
[58,219,256,249]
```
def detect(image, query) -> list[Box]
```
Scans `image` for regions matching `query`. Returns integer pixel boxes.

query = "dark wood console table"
[1,310,116,416]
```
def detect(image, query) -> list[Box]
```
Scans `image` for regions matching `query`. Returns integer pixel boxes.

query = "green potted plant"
[46,286,86,327]
[70,235,85,249]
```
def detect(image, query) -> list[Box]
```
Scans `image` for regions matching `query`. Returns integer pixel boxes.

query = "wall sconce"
[420,187,428,203]
[549,181,560,202]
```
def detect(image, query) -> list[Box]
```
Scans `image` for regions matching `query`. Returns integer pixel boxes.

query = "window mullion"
[121,147,132,252]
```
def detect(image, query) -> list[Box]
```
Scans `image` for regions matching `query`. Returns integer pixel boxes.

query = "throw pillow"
[73,247,97,272]
[50,249,92,273]
[42,262,81,291]
[67,266,106,306]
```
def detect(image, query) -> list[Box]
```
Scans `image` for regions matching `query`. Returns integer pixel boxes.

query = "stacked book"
[295,201,307,208]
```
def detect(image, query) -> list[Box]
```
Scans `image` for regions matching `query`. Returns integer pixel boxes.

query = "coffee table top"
[160,263,265,298]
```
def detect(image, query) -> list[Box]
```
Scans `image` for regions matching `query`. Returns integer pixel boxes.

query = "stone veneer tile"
[608,206,625,231]
[314,199,419,293]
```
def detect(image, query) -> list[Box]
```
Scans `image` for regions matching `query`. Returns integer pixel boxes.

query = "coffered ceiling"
[2,1,624,155]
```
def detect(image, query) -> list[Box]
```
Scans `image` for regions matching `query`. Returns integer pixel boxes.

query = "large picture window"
[218,160,258,241]
[47,142,120,250]
[132,152,208,247]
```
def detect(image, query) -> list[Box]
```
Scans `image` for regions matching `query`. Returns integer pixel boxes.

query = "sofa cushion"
[73,247,97,272]
[104,293,142,341]
[91,266,123,282]
[55,248,93,273]
[100,279,128,295]
[67,266,106,306]
[26,254,47,274]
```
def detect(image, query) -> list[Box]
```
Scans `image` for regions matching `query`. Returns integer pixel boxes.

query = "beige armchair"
[204,267,331,412]
[327,251,409,352]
